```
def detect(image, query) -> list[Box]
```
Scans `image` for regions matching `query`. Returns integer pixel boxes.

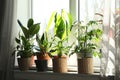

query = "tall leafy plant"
[13,18,40,58]
[46,9,73,58]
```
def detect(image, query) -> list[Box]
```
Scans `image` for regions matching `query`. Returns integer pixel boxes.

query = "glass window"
[32,0,69,35]
[15,0,106,73]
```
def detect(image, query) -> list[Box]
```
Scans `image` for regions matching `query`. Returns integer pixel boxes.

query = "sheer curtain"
[103,0,120,80]
[79,0,117,77]
[100,0,116,78]
[115,0,120,80]
[0,0,17,80]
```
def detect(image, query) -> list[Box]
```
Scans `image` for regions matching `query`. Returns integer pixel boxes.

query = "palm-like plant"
[35,32,52,55]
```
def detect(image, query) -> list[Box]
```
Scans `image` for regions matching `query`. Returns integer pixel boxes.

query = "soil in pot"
[17,57,31,71]
[52,56,67,73]
[35,60,48,72]
[78,58,93,74]
[36,52,50,60]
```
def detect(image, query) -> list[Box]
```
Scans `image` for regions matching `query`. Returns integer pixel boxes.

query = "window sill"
[14,70,100,80]
[14,69,101,80]
[14,65,100,74]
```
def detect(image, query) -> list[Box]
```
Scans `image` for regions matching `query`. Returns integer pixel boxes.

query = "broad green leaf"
[67,13,72,30]
[21,36,27,45]
[55,18,66,40]
[29,23,40,38]
[20,26,29,38]
[27,18,34,28]
[17,20,29,38]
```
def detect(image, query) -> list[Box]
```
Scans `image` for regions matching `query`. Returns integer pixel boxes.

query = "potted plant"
[70,20,103,74]
[34,32,51,72]
[13,18,40,71]
[46,9,73,73]
[49,37,72,73]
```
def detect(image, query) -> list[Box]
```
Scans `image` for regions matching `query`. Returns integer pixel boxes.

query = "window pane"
[32,0,69,34]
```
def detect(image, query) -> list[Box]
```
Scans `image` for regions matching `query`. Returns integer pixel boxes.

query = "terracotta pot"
[35,60,47,72]
[78,58,93,74]
[17,57,31,71]
[29,55,35,67]
[37,52,50,60]
[52,56,67,73]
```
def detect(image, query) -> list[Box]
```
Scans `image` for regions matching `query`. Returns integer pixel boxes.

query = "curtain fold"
[115,0,120,80]
[0,0,6,44]
[100,0,116,77]
[79,0,116,78]
[0,0,17,80]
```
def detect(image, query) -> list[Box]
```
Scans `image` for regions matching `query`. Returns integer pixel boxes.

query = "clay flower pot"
[36,52,50,60]
[78,58,93,74]
[17,57,31,71]
[52,56,67,73]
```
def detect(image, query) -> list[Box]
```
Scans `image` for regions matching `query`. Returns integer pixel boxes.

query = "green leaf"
[67,13,72,30]
[20,26,29,38]
[29,23,40,38]
[55,18,66,40]
[21,36,27,45]
[17,20,29,38]
[41,33,45,43]
[27,18,34,28]
[15,38,20,44]
[46,11,56,32]
[17,19,23,27]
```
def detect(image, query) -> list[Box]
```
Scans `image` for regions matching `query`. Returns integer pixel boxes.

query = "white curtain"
[79,0,116,78]
[115,0,120,80]
[0,0,17,80]
[79,0,104,21]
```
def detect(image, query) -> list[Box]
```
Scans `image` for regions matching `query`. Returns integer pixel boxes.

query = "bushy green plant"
[49,36,73,58]
[70,20,103,58]
[13,18,40,58]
